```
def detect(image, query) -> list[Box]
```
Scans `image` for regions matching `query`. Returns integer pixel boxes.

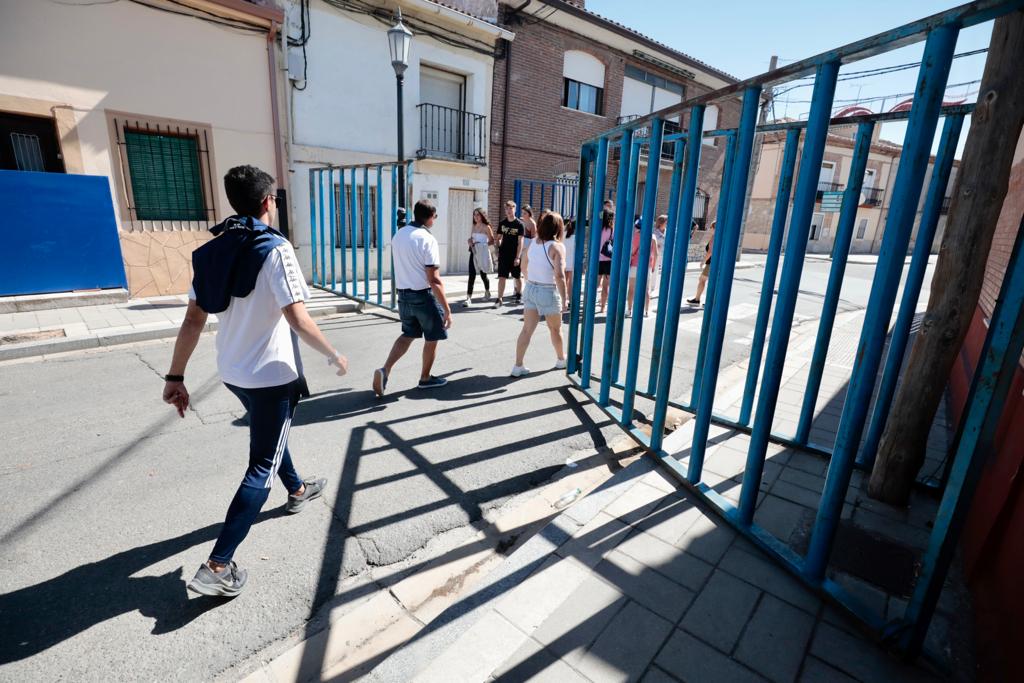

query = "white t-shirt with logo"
[190,242,311,389]
[391,223,440,290]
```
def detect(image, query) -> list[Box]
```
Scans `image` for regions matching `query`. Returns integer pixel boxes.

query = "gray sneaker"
[286,477,327,514]
[187,561,247,598]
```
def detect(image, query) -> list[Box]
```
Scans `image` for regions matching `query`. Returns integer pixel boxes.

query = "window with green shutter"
[123,130,207,221]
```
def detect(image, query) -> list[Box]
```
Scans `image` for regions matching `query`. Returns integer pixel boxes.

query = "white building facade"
[283,0,511,278]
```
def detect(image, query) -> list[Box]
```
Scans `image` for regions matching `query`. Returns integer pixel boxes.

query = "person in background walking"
[687,219,716,306]
[521,205,537,243]
[597,209,615,313]
[651,214,667,295]
[164,165,346,598]
[464,207,494,305]
[511,211,568,377]
[495,200,525,308]
[373,199,452,396]
[563,217,577,309]
[626,218,659,318]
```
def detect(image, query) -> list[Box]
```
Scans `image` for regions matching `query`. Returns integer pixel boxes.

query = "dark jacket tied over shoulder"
[191,216,285,314]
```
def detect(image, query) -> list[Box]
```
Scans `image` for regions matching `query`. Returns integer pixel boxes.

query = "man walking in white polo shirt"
[373,199,452,396]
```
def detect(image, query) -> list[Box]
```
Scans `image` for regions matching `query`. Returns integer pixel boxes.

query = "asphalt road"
[0,256,933,681]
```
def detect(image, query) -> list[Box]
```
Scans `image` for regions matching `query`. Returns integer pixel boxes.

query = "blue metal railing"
[513,178,580,219]
[308,160,413,310]
[563,0,1024,662]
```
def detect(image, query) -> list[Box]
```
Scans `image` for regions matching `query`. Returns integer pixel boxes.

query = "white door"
[447,189,475,273]
[809,212,825,241]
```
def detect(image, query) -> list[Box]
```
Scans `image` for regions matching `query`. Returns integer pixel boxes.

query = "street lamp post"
[387,9,413,224]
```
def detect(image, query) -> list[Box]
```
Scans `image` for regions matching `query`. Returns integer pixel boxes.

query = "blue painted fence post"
[363,167,370,299]
[610,139,642,383]
[391,163,398,309]
[328,169,337,290]
[567,144,592,375]
[739,128,800,425]
[350,168,358,298]
[859,114,964,467]
[795,121,876,445]
[581,137,609,390]
[651,106,705,451]
[598,130,635,405]
[621,118,665,426]
[309,170,319,286]
[738,61,841,525]
[338,169,347,295]
[687,86,763,482]
[647,135,687,394]
[804,25,959,581]
[377,165,384,305]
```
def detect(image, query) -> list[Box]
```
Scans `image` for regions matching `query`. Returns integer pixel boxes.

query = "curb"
[0,301,360,361]
[0,288,129,314]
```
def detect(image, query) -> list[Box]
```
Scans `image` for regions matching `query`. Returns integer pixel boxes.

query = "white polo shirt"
[391,223,440,291]
[190,242,310,389]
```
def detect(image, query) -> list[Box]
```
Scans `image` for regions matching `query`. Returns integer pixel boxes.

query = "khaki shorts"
[701,261,711,278]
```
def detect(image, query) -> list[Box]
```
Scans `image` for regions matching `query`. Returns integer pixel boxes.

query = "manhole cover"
[0,328,67,346]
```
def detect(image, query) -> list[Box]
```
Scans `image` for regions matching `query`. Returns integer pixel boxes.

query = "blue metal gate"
[564,0,1024,660]
[513,178,580,218]
[308,161,413,310]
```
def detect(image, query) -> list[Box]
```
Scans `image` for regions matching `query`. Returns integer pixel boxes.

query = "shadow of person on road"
[0,508,286,663]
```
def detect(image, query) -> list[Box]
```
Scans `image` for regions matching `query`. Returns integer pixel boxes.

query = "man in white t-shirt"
[163,165,349,598]
[372,199,452,396]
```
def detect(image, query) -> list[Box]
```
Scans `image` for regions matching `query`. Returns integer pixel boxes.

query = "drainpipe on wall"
[266,20,290,239]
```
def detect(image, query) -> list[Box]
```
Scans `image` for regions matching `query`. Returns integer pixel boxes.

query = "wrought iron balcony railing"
[860,186,884,207]
[416,103,487,165]
[815,181,843,201]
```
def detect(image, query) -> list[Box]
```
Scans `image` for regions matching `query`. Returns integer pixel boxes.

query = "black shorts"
[497,253,521,279]
[598,260,612,276]
[398,289,448,342]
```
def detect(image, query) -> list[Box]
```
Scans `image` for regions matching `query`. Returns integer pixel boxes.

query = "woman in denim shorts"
[511,212,569,377]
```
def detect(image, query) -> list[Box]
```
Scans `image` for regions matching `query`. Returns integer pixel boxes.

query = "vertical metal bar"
[598,130,635,405]
[860,114,964,467]
[691,132,737,407]
[363,166,370,301]
[610,139,642,383]
[651,106,705,451]
[739,61,841,525]
[805,26,958,580]
[567,144,592,375]
[528,182,534,212]
[687,86,763,482]
[317,170,326,288]
[621,118,665,425]
[391,163,398,309]
[329,169,337,291]
[540,184,546,213]
[342,169,350,294]
[902,219,1024,656]
[514,179,522,215]
[648,137,687,394]
[581,136,610,390]
[350,167,359,298]
[406,161,414,217]
[309,170,319,286]
[795,121,876,444]
[739,128,800,425]
[377,165,384,306]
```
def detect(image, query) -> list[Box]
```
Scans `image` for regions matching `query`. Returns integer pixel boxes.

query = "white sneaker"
[554,359,567,370]
[510,365,531,377]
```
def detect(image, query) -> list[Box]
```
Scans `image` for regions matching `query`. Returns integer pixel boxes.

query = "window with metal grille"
[109,113,217,229]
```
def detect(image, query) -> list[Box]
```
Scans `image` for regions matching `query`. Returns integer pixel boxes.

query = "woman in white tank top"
[511,212,568,377]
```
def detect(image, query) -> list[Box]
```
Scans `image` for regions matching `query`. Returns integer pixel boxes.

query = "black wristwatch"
[165,374,184,382]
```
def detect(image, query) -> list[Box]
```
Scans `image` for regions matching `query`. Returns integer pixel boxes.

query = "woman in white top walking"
[511,212,568,377]
[464,207,495,305]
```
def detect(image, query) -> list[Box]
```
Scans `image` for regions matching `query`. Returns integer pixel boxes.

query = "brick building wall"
[487,7,740,250]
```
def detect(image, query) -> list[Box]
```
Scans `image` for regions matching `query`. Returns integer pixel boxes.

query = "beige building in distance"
[742,123,957,256]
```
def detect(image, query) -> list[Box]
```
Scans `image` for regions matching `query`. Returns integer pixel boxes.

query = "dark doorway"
[0,112,66,173]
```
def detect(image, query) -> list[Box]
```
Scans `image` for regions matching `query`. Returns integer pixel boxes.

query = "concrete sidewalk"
[347,309,962,682]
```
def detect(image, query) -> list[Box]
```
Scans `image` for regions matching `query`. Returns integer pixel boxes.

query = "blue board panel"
[0,171,126,296]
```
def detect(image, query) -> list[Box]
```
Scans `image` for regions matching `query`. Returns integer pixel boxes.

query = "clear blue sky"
[584,0,993,154]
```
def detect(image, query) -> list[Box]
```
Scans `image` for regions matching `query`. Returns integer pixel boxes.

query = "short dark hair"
[537,212,564,241]
[413,198,436,224]
[224,165,275,217]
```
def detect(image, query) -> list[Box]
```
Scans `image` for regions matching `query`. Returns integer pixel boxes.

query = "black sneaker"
[287,477,327,514]
[417,375,448,389]
[686,298,701,305]
[187,561,247,598]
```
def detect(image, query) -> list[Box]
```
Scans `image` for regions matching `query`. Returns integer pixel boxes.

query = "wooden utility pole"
[869,11,1024,505]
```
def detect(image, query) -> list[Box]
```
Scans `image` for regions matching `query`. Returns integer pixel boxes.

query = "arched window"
[562,51,605,115]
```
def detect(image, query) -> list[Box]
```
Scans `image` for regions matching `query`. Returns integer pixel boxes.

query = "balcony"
[816,181,843,202]
[615,114,678,162]
[860,187,884,207]
[416,103,487,165]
